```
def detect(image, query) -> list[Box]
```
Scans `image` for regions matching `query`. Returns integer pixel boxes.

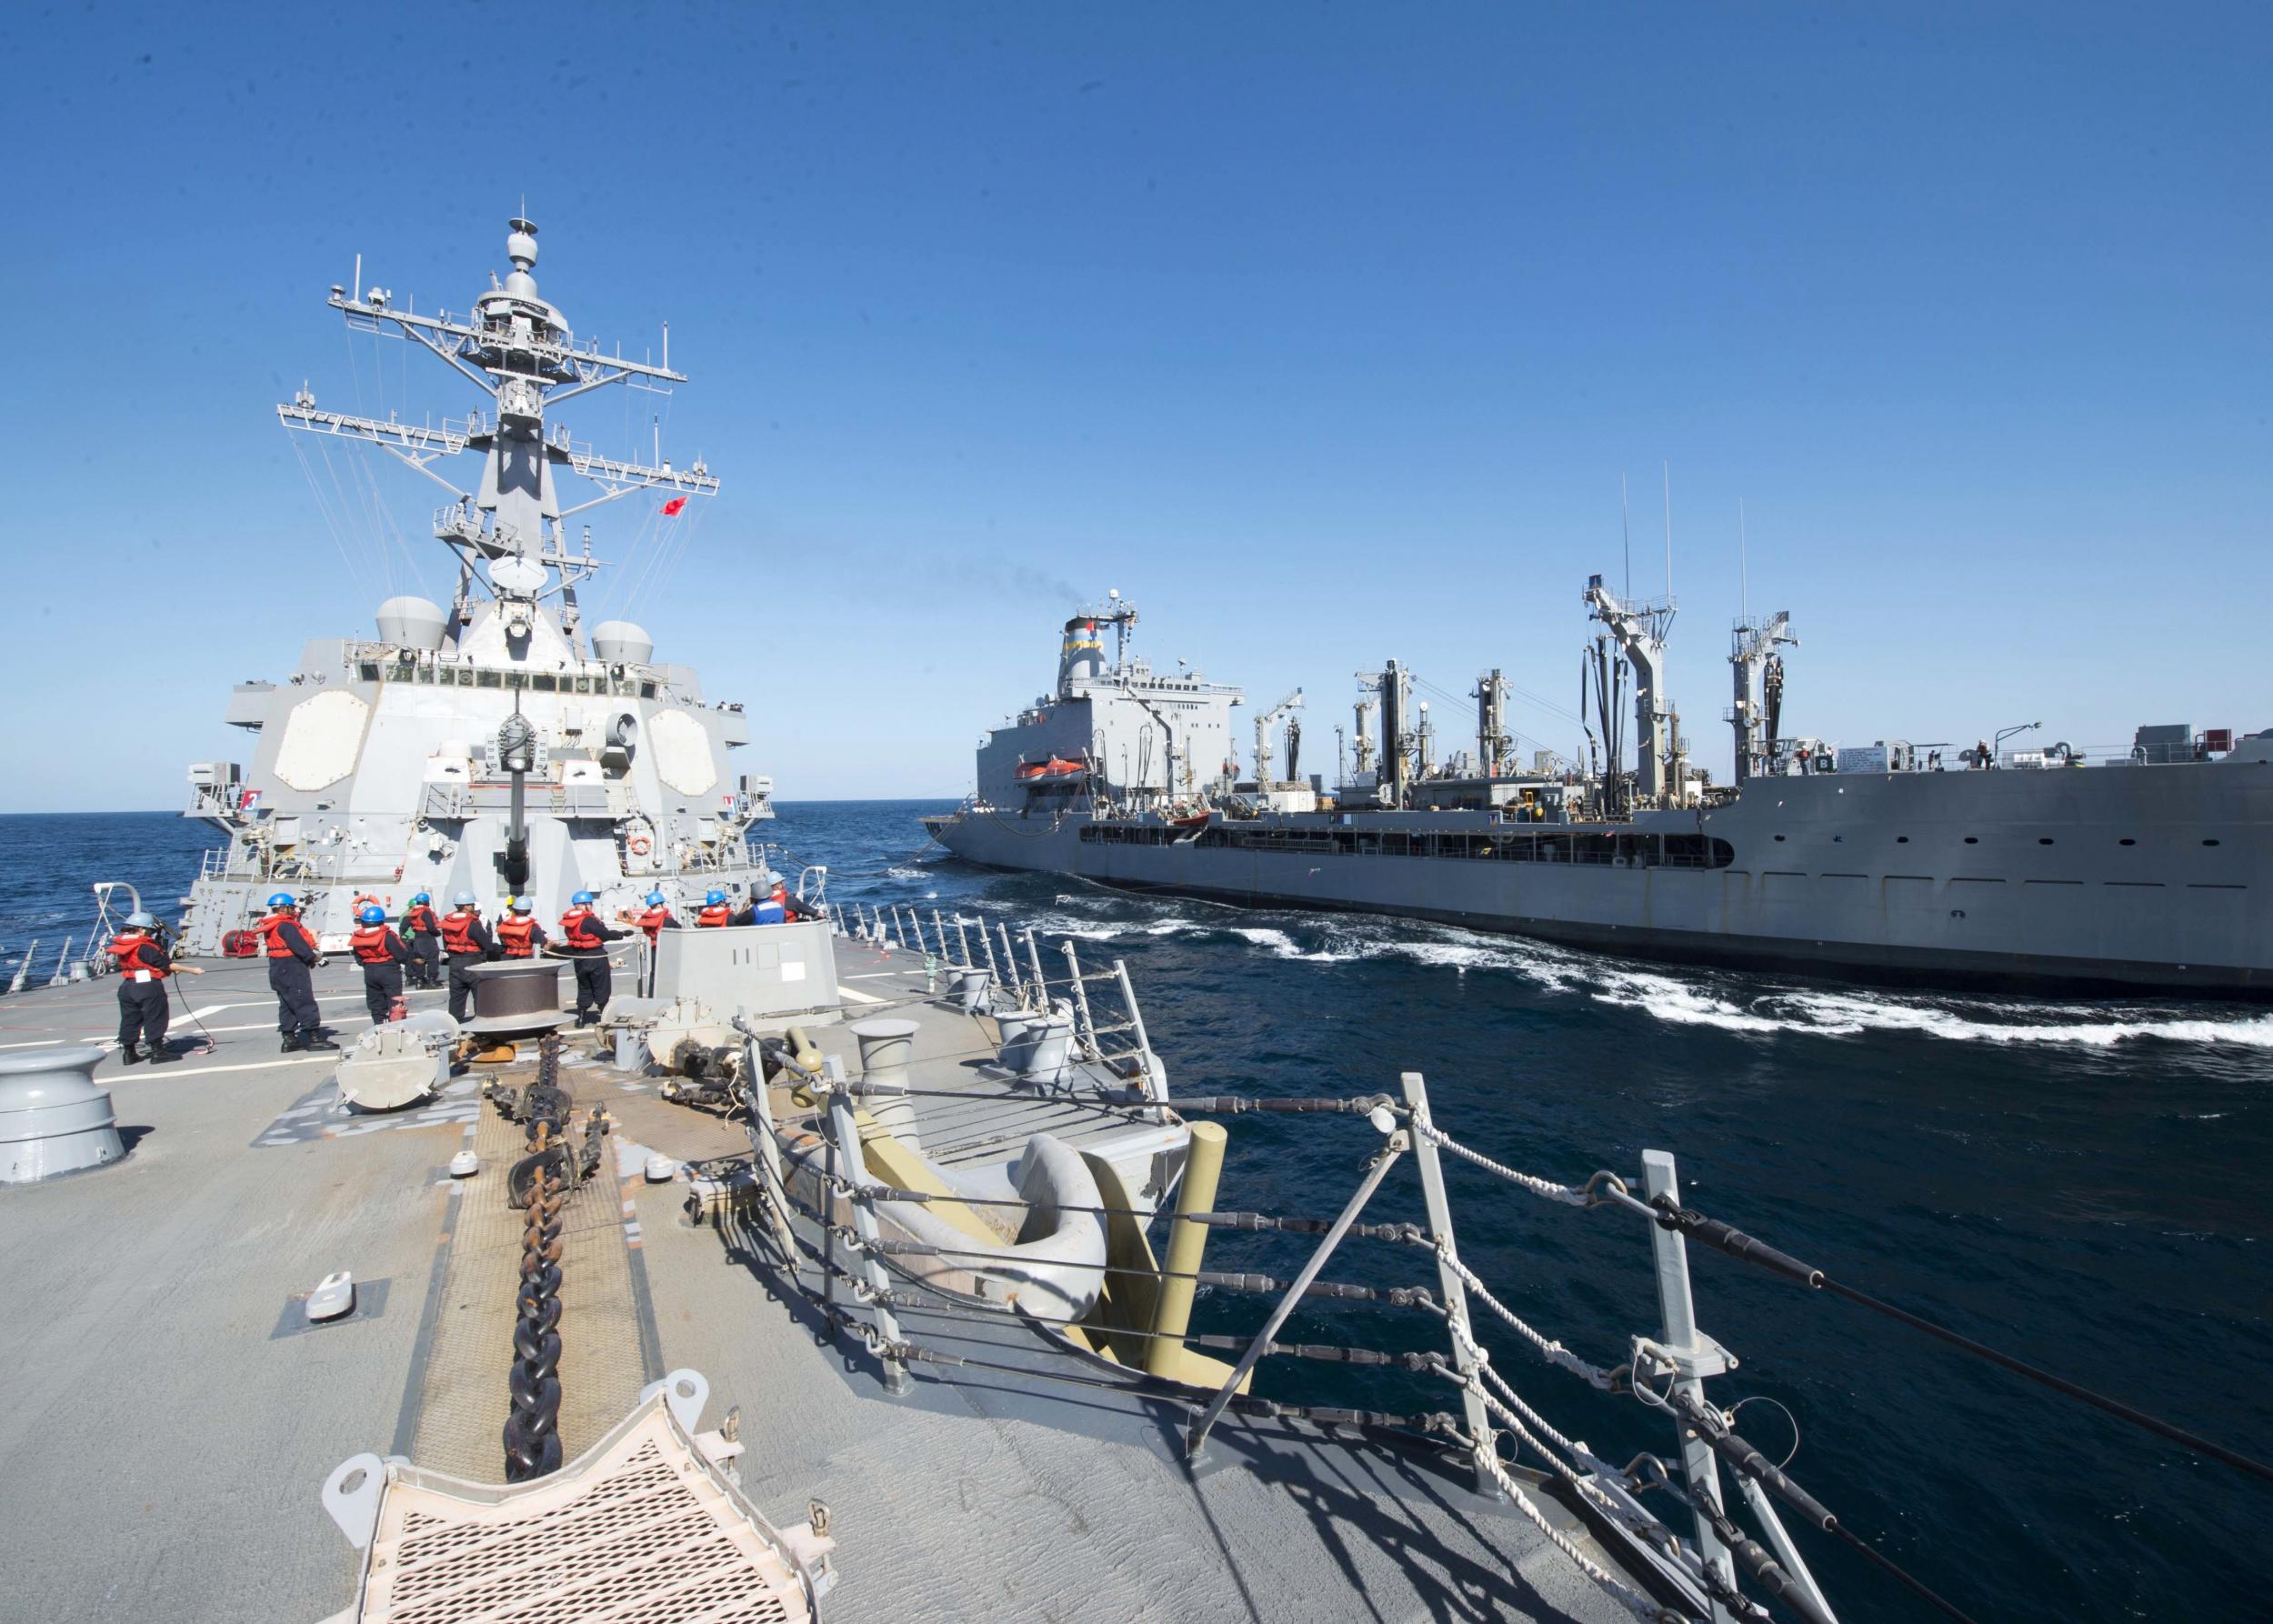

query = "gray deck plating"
[0,942,1626,1622]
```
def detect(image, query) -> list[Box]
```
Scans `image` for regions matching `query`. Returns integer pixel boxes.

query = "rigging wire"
[1648,1197,2273,1487]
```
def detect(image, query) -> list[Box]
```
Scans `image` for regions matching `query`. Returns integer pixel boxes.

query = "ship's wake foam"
[974,894,2273,1049]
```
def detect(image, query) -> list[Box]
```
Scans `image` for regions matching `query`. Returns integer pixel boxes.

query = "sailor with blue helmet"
[253,892,336,1052]
[348,903,416,1025]
[557,889,627,1026]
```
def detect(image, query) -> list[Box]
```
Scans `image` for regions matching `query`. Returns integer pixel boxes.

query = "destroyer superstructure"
[930,581,2273,994]
[177,219,774,954]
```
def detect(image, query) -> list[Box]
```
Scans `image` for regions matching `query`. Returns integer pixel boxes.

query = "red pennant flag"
[660,496,687,516]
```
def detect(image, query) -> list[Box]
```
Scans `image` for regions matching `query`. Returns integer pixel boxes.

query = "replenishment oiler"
[6,215,2271,1624]
[926,591,2272,994]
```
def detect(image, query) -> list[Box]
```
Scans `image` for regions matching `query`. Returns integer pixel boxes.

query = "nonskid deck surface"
[0,939,1627,1622]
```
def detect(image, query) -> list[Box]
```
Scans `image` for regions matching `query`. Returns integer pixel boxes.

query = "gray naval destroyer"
[176,216,775,957]
[927,590,2273,994]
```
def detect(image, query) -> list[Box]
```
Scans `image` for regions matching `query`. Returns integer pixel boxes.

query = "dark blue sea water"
[6,805,2268,1622]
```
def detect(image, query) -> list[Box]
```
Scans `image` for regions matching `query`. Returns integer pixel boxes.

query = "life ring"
[627,834,652,857]
[353,892,382,914]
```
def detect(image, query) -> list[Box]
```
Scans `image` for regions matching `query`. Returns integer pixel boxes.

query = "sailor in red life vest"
[615,889,681,997]
[496,897,548,959]
[616,889,680,943]
[348,905,416,1024]
[556,890,627,1026]
[105,909,205,1065]
[439,891,499,1023]
[695,887,734,927]
[255,892,338,1053]
[402,892,443,989]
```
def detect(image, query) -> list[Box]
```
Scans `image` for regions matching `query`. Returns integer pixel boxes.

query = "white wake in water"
[949,892,2273,1049]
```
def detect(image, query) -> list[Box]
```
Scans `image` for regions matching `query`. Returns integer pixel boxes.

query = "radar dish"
[489,556,546,596]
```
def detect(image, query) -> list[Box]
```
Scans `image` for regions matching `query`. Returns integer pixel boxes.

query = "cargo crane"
[1584,576,1675,807]
[1252,688,1305,788]
[1473,669,1511,778]
[1728,611,1796,784]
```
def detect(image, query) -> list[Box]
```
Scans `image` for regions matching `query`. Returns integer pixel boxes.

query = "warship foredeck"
[0,938,1627,1623]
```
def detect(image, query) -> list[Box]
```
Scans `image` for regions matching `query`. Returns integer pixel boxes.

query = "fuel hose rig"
[496,1034,613,1482]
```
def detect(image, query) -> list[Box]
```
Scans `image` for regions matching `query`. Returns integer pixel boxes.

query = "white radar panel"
[489,556,546,596]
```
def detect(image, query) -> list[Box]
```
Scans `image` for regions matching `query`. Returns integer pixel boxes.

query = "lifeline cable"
[1649,1197,2273,1486]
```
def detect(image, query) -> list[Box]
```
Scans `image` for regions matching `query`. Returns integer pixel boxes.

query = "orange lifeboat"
[1014,756,1088,786]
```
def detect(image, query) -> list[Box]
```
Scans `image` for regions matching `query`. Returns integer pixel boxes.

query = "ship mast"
[275,218,719,642]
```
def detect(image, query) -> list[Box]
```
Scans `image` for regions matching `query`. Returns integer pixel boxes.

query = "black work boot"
[281,1033,305,1053]
[149,1045,178,1066]
[119,1045,144,1066]
[301,1031,342,1052]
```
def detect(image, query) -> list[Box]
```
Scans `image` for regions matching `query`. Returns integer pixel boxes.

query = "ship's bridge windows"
[640,682,658,699]
[415,667,435,685]
[575,677,593,695]
[477,669,502,688]
[505,671,527,690]
[357,662,382,682]
[534,674,557,692]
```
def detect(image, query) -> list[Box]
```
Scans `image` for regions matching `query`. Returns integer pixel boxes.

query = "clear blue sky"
[4,2,2267,809]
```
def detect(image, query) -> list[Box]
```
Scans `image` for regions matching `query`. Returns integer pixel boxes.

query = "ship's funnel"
[375,596,447,652]
[1057,614,1105,695]
[591,620,655,667]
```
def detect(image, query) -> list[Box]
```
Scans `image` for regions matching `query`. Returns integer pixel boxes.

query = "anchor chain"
[503,1034,577,1482]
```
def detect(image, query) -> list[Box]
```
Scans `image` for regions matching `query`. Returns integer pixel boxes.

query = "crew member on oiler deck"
[348,905,415,1025]
[557,890,627,1026]
[440,892,498,1022]
[105,909,203,1065]
[255,893,337,1053]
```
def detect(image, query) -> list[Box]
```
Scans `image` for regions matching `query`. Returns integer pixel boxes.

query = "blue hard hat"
[454,891,478,907]
[646,890,666,906]
[410,892,430,904]
[125,910,156,929]
[706,888,726,906]
[359,905,385,925]
[267,892,295,908]
[507,897,531,913]
[571,890,595,906]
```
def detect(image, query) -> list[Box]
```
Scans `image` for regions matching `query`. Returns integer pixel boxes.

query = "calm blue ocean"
[5,803,2267,1622]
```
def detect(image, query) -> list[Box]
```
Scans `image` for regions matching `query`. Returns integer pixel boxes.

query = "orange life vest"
[560,907,605,950]
[441,909,480,956]
[405,905,439,935]
[350,926,397,966]
[497,916,537,957]
[696,904,732,928]
[106,931,167,979]
[256,913,303,958]
[636,907,674,942]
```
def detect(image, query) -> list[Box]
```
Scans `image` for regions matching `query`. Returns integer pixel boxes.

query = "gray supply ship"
[926,591,2273,995]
